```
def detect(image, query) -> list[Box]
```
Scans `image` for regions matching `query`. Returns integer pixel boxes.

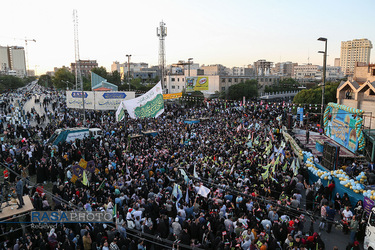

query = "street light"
[318,37,327,128]
[126,54,131,91]
[188,58,193,77]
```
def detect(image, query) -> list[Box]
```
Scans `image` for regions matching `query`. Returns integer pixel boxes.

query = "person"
[342,206,353,234]
[306,129,310,144]
[15,177,24,209]
[349,215,359,244]
[82,231,92,250]
[326,204,336,233]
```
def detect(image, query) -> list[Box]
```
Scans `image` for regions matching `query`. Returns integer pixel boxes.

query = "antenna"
[307,49,310,64]
[73,9,85,125]
[157,21,167,90]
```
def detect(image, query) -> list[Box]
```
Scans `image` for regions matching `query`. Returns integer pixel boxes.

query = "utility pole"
[73,10,85,126]
[318,37,327,128]
[126,55,131,91]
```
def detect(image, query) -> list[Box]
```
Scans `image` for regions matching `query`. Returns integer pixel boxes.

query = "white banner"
[66,91,135,110]
[115,101,125,122]
[66,91,95,109]
[123,82,164,119]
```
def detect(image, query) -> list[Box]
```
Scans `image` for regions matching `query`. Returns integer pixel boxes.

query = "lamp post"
[188,58,193,77]
[318,37,327,128]
[126,55,131,91]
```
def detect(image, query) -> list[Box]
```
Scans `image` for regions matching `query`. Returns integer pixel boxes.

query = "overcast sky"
[1,0,374,75]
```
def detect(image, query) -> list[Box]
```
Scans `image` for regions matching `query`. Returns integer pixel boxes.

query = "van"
[364,207,375,250]
[48,127,102,145]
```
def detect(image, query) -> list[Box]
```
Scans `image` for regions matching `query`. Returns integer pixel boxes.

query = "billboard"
[186,77,209,92]
[163,92,182,100]
[324,103,365,152]
[66,91,135,110]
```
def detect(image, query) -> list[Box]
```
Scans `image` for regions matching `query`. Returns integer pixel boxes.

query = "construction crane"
[10,37,36,76]
[24,38,36,76]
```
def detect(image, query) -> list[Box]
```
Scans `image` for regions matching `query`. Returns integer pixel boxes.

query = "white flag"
[123,82,164,119]
[197,185,210,198]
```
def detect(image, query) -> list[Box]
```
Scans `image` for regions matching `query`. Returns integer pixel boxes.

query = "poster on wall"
[324,103,365,153]
[185,77,209,92]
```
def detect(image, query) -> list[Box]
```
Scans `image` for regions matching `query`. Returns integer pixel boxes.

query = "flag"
[123,82,164,119]
[246,141,252,148]
[274,155,280,166]
[282,162,288,172]
[79,158,88,169]
[194,165,200,179]
[115,101,126,122]
[197,185,210,198]
[97,180,105,191]
[185,187,189,204]
[113,204,117,218]
[269,130,275,141]
[290,159,296,172]
[261,170,269,180]
[180,169,190,184]
[82,171,88,186]
[172,184,183,200]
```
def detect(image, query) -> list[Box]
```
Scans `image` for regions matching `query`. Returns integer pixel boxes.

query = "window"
[172,85,175,89]
[222,78,226,83]
[222,87,226,91]
[228,78,232,82]
[234,78,238,82]
[178,86,180,89]
[178,78,180,82]
[372,69,375,76]
[171,78,175,81]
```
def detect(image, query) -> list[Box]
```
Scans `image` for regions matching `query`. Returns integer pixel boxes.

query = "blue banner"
[103,93,126,99]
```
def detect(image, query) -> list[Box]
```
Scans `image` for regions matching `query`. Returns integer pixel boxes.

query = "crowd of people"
[0,82,367,250]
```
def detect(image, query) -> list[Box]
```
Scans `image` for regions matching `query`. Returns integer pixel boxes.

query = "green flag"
[261,170,269,180]
[282,162,288,172]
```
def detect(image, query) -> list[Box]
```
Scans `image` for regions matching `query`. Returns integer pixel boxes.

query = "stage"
[292,128,358,158]
[0,195,34,220]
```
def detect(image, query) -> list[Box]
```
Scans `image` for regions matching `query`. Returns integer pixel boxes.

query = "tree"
[293,82,339,104]
[108,70,121,86]
[227,80,258,100]
[53,68,75,89]
[91,67,108,79]
[0,75,26,92]
[264,78,300,93]
[38,74,53,88]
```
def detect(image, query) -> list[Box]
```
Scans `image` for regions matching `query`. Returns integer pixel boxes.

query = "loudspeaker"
[322,142,340,170]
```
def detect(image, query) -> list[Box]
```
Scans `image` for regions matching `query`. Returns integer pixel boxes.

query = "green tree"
[227,80,258,100]
[108,70,121,86]
[91,67,108,79]
[293,82,339,104]
[53,68,75,89]
[0,75,26,92]
[38,74,53,88]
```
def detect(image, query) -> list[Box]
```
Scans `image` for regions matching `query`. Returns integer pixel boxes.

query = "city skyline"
[1,0,374,75]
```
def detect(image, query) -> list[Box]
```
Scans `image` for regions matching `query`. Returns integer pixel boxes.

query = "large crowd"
[0,82,367,250]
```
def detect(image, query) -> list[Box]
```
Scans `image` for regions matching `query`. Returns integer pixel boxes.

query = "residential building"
[340,38,372,76]
[231,65,255,76]
[0,45,26,77]
[294,64,322,82]
[71,60,98,78]
[326,66,344,81]
[200,64,229,76]
[254,60,273,76]
[353,62,375,83]
[272,62,298,77]
[334,58,340,67]
[112,61,150,79]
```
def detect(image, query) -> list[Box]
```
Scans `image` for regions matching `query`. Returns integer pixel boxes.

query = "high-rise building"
[0,45,26,77]
[340,38,372,76]
[71,60,98,78]
[254,60,273,76]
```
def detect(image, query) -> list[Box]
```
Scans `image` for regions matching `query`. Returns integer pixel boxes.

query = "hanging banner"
[163,92,182,100]
[123,82,164,119]
[116,101,126,122]
[95,92,128,110]
[186,77,209,92]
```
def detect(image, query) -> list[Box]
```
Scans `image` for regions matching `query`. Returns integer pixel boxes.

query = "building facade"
[294,64,322,82]
[200,64,229,76]
[272,62,298,77]
[0,45,26,77]
[71,60,98,78]
[254,60,273,76]
[340,38,372,76]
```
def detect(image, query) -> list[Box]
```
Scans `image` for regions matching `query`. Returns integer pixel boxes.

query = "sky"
[1,0,374,75]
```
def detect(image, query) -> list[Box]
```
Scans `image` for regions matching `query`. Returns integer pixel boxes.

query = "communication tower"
[157,21,167,90]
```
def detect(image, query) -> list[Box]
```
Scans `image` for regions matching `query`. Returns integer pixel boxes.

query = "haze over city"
[1,0,374,74]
